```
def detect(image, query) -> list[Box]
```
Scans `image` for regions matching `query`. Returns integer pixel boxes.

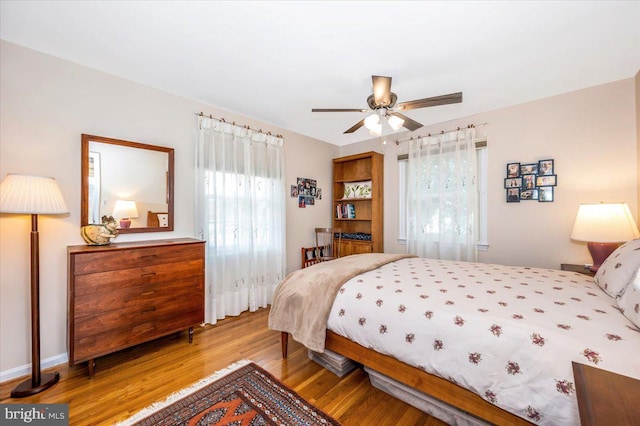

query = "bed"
[269,243,640,425]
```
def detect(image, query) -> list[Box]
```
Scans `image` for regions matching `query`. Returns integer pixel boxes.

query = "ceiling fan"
[312,75,462,136]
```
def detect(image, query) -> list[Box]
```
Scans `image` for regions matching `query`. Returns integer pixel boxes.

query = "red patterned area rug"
[115,359,341,426]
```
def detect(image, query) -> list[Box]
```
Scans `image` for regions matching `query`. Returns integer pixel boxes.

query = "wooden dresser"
[68,238,205,377]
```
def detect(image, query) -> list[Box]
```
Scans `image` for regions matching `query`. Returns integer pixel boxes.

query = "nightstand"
[561,263,595,277]
[572,362,640,425]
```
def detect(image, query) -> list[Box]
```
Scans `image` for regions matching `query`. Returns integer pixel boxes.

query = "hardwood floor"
[0,308,445,425]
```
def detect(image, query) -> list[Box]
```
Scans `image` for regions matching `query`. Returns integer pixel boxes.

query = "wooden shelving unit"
[332,151,383,255]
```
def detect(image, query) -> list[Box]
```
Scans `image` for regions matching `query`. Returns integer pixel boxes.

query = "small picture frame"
[522,174,536,190]
[520,189,538,200]
[507,162,520,178]
[538,159,554,176]
[538,187,554,202]
[290,185,298,197]
[536,175,557,187]
[520,163,538,175]
[504,177,522,188]
[298,195,306,208]
[506,188,520,202]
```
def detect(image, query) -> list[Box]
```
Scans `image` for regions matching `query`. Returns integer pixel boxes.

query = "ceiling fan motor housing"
[367,92,397,110]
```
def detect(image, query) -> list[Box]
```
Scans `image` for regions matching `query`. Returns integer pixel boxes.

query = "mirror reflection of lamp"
[570,202,640,272]
[112,200,138,229]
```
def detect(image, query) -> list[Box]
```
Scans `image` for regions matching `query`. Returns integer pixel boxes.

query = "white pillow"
[616,267,640,327]
[343,181,372,199]
[594,239,640,297]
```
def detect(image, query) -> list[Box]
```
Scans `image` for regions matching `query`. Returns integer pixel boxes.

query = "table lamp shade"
[0,174,69,214]
[571,202,639,273]
[112,200,138,219]
[571,203,639,243]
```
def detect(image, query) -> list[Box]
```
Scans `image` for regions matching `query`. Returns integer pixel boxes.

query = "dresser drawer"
[73,259,203,296]
[72,243,203,275]
[74,308,203,362]
[74,278,202,318]
[74,293,203,336]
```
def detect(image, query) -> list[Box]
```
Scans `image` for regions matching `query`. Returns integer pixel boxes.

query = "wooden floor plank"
[0,308,445,425]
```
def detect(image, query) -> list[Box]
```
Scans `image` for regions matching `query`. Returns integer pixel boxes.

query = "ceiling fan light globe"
[368,123,382,136]
[387,115,405,131]
[364,114,380,131]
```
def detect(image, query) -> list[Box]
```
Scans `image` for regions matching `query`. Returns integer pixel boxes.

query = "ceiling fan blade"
[372,75,392,106]
[389,112,423,131]
[312,108,369,112]
[396,92,463,111]
[344,119,365,134]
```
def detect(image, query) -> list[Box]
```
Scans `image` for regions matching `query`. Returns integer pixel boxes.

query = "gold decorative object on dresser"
[332,151,383,255]
[67,238,205,378]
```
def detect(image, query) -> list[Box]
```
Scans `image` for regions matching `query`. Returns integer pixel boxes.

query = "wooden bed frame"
[280,331,531,425]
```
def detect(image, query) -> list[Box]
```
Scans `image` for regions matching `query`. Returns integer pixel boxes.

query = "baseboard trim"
[0,353,68,383]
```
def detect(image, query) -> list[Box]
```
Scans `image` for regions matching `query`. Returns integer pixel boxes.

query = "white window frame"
[398,140,488,251]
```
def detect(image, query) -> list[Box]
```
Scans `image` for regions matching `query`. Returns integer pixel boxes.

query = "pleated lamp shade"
[0,174,69,215]
[571,203,639,243]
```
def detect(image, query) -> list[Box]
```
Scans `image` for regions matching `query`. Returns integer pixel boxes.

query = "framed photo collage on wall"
[505,159,556,203]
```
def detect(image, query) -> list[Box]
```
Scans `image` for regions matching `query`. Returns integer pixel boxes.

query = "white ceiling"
[1,1,639,146]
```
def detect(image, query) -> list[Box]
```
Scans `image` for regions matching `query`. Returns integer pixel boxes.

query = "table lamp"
[570,202,640,272]
[0,173,69,397]
[112,200,138,229]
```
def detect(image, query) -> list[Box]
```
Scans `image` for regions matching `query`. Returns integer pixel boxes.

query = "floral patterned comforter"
[327,257,640,425]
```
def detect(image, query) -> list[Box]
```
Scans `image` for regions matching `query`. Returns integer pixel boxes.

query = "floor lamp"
[0,173,69,397]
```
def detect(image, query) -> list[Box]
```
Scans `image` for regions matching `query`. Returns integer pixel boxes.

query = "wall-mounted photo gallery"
[505,159,556,202]
[291,177,322,208]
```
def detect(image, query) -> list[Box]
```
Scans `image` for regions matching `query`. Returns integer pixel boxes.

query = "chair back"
[301,246,322,269]
[315,227,342,261]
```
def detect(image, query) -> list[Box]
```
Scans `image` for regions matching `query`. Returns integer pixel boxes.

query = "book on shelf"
[347,204,355,219]
[336,203,356,219]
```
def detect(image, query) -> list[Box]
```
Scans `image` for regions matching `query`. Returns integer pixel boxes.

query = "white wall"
[340,78,638,268]
[0,41,337,376]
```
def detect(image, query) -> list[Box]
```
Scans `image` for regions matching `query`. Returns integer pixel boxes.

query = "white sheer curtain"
[195,117,286,324]
[406,128,478,261]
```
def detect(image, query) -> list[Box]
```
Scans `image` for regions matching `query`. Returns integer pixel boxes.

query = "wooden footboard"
[280,331,530,425]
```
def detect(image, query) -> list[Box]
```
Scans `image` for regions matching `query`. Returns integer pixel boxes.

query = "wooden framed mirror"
[81,134,174,233]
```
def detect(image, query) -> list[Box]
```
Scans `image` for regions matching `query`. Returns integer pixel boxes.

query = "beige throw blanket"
[268,253,414,352]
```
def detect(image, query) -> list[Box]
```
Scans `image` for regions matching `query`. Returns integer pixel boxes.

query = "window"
[398,141,488,250]
[205,171,278,253]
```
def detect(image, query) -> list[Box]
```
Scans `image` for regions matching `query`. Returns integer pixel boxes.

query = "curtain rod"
[196,112,283,139]
[393,122,489,145]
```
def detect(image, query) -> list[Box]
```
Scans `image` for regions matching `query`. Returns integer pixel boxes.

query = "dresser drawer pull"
[141,290,156,296]
[140,307,157,314]
[141,272,157,277]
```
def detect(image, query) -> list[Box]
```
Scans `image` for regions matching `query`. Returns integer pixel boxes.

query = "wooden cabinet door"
[349,240,372,255]
[339,240,372,257]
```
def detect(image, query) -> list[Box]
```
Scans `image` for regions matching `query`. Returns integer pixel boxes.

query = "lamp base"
[119,218,131,229]
[587,242,619,273]
[10,371,59,398]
